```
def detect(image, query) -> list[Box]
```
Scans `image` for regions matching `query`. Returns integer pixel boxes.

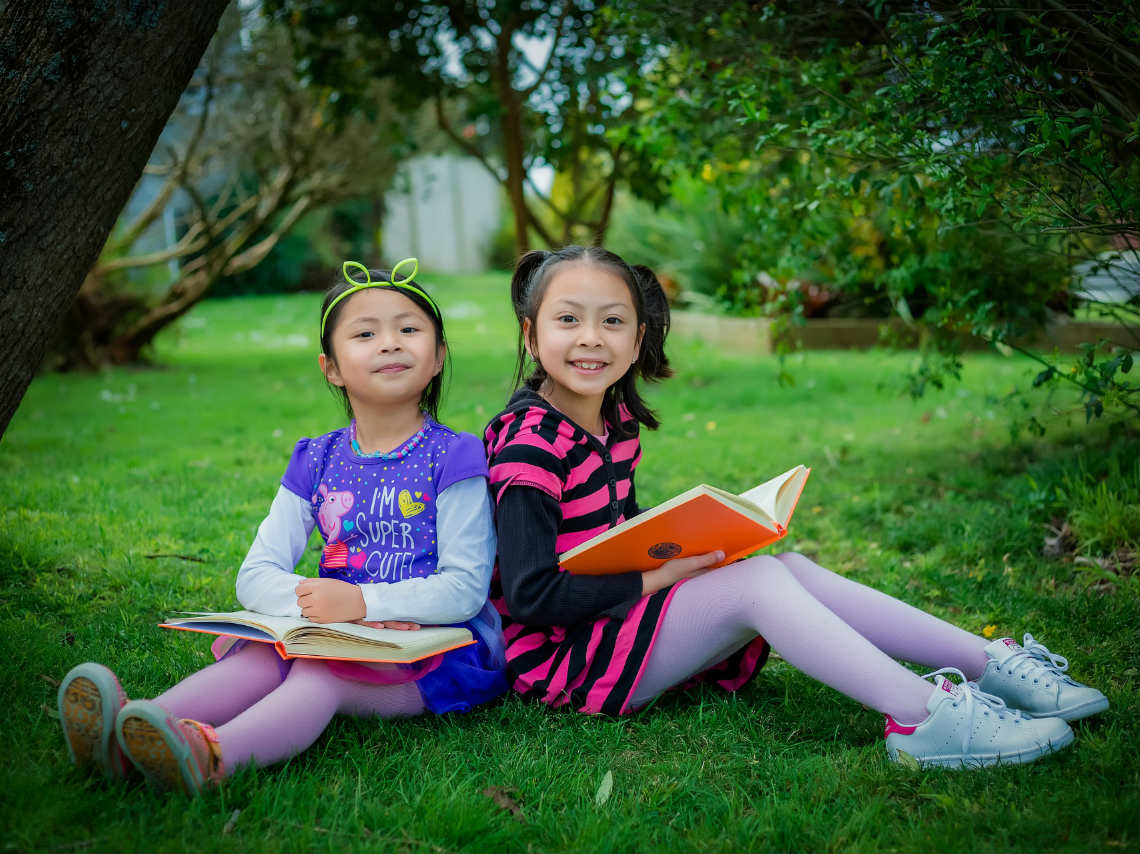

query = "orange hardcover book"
[559,465,811,575]
[160,610,474,664]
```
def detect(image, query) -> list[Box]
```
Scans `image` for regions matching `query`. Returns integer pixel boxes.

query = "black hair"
[319,265,448,421]
[509,245,672,434]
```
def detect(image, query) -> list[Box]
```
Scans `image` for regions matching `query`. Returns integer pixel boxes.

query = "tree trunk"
[0,0,230,438]
[594,149,622,245]
[492,27,533,258]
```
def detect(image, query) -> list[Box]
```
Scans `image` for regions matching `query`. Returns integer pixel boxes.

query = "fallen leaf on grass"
[895,750,921,771]
[594,770,613,807]
[919,792,956,808]
[1074,556,1106,570]
[1042,520,1074,557]
[40,673,61,688]
[482,787,525,822]
[222,809,240,835]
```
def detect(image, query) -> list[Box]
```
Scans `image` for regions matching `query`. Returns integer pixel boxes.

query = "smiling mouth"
[375,364,410,373]
[570,360,608,372]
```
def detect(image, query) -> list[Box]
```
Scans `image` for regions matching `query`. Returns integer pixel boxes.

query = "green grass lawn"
[1,271,1137,853]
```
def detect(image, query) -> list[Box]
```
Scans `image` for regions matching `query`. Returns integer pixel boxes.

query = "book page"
[738,465,808,525]
[168,611,432,650]
[165,610,305,640]
[700,485,778,527]
[773,467,809,524]
[164,611,473,662]
[284,624,472,660]
[166,621,277,642]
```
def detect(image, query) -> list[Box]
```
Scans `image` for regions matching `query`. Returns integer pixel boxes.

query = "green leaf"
[594,770,614,807]
[895,750,921,770]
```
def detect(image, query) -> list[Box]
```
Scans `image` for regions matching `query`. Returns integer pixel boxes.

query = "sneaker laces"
[922,667,1023,758]
[1004,634,1074,687]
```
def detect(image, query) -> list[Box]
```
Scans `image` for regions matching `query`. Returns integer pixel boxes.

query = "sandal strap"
[181,718,225,780]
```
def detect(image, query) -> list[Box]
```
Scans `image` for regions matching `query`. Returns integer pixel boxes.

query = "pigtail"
[510,250,550,318]
[511,250,553,391]
[631,264,673,382]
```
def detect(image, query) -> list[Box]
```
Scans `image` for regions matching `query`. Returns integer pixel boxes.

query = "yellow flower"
[982,624,998,638]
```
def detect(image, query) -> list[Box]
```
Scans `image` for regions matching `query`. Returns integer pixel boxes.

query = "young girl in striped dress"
[482,245,1108,768]
[57,260,506,793]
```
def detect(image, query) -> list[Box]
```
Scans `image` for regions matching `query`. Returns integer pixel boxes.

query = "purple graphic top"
[281,416,488,585]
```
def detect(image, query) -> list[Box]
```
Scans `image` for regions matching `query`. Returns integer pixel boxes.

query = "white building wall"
[383,154,501,273]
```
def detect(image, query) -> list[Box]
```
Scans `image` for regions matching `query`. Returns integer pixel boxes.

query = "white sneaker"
[977,634,1109,721]
[885,668,1073,769]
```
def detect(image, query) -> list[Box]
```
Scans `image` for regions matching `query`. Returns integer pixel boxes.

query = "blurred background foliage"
[603,0,1138,423]
[60,0,1138,427]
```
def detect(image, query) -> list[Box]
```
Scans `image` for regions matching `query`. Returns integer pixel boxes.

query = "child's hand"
[641,550,724,596]
[355,620,422,631]
[295,578,366,623]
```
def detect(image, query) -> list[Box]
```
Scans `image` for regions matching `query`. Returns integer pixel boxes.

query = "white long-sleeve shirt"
[235,476,496,624]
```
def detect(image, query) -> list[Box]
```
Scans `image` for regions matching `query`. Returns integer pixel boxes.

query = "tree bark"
[0,0,231,438]
[492,26,534,258]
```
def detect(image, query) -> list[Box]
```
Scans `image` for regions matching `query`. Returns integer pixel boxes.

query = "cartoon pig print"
[316,484,355,542]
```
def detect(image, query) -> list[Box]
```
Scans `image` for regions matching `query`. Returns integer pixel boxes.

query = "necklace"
[350,419,429,460]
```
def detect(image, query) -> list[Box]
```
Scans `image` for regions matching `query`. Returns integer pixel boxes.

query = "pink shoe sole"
[57,663,131,779]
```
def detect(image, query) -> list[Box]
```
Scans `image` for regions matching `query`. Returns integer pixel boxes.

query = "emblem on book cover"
[648,542,682,559]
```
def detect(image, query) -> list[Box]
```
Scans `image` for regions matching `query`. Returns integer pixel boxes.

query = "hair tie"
[321,258,440,336]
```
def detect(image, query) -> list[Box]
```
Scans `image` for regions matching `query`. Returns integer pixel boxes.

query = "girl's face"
[524,262,644,427]
[320,288,444,415]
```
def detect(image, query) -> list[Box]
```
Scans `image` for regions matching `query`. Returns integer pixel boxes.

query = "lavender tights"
[629,552,990,722]
[153,643,424,774]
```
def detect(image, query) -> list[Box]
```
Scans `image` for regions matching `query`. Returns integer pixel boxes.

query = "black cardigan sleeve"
[624,479,643,518]
[496,485,644,626]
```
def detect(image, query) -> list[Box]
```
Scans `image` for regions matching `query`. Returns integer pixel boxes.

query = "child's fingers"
[689,550,725,569]
[668,551,724,574]
[295,579,320,596]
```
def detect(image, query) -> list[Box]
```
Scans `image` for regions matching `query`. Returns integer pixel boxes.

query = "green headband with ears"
[321,258,440,337]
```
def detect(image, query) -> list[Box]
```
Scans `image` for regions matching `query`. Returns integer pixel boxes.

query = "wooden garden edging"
[670,311,1138,354]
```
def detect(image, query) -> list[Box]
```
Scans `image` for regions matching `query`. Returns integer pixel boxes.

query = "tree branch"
[433,95,506,183]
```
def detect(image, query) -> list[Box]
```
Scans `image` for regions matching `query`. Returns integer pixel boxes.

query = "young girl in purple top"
[56,259,506,794]
[483,245,1108,769]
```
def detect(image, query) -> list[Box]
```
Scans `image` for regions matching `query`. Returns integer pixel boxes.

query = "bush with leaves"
[607,0,1139,427]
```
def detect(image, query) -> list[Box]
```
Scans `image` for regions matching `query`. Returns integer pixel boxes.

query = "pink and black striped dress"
[483,389,769,716]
